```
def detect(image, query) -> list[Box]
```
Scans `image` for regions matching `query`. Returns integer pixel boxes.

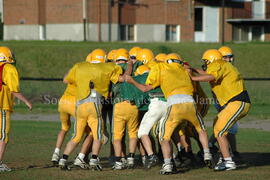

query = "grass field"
[1,120,270,180]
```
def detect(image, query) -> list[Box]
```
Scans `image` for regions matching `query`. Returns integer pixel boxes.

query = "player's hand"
[125,75,134,83]
[26,102,33,111]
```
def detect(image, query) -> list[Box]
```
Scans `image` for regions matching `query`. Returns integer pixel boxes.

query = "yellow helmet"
[0,46,15,63]
[115,48,129,62]
[107,49,117,62]
[85,53,92,62]
[136,48,154,64]
[129,46,142,59]
[155,53,167,62]
[90,49,106,63]
[134,65,150,76]
[218,46,233,57]
[202,49,222,64]
[165,53,183,64]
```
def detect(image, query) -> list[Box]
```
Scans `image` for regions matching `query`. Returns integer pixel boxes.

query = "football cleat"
[89,158,102,171]
[51,152,60,164]
[112,161,125,170]
[127,157,135,169]
[214,160,236,171]
[59,158,70,171]
[74,156,89,169]
[145,155,159,169]
[0,162,11,172]
[159,162,175,175]
[141,155,147,167]
[204,152,214,169]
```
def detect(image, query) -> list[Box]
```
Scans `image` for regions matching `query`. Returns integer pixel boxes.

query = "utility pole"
[108,0,112,42]
[221,0,225,45]
[82,0,87,41]
[98,0,101,42]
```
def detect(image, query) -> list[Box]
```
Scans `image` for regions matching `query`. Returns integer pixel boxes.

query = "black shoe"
[210,145,219,155]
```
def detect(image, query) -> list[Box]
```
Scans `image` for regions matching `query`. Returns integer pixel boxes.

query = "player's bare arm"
[188,70,215,82]
[12,92,33,110]
[123,59,133,76]
[191,68,207,75]
[125,75,153,92]
[63,73,68,84]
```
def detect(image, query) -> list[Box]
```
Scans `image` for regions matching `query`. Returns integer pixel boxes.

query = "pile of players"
[51,46,251,175]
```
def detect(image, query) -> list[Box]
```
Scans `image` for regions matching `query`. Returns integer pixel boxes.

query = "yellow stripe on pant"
[112,101,139,141]
[159,102,206,141]
[72,102,103,143]
[0,110,10,143]
[214,101,251,137]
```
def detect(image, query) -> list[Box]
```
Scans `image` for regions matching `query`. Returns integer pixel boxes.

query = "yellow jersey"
[146,63,194,99]
[207,60,245,106]
[146,60,158,69]
[0,63,20,111]
[62,77,76,97]
[65,62,122,101]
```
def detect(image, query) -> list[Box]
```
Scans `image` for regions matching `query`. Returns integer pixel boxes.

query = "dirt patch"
[12,113,270,131]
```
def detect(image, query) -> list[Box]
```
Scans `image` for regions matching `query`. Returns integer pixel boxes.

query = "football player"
[189,49,251,171]
[126,52,213,174]
[111,48,139,170]
[0,47,32,172]
[58,49,124,171]
[51,53,94,169]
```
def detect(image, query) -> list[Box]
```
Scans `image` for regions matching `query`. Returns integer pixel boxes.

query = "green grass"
[1,40,270,78]
[0,40,268,105]
[1,120,270,180]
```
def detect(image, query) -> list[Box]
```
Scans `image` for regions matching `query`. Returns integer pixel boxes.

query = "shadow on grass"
[241,152,270,167]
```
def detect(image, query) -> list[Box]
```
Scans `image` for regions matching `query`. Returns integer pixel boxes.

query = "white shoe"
[112,161,125,170]
[0,162,11,172]
[121,157,127,168]
[214,160,236,171]
[89,158,102,171]
[74,156,89,169]
[204,152,214,169]
[59,158,70,170]
[127,157,134,169]
[51,152,60,163]
[160,163,174,175]
[142,156,147,167]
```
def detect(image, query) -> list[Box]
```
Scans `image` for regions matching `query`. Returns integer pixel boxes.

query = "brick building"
[2,0,270,42]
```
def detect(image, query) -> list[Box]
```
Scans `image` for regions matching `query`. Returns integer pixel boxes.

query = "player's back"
[158,63,194,98]
[75,62,121,100]
[208,60,245,106]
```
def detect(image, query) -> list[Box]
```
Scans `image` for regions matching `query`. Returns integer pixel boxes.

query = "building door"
[194,6,219,42]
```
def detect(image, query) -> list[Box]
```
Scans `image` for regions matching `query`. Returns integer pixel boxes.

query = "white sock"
[78,153,85,160]
[164,158,171,164]
[177,144,182,152]
[54,148,60,154]
[203,149,210,153]
[224,157,232,161]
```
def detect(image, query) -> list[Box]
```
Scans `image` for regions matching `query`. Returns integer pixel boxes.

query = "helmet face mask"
[0,46,15,64]
[222,55,234,63]
[166,59,183,65]
[201,60,208,71]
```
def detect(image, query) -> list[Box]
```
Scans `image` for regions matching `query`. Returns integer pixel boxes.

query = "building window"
[195,7,203,32]
[120,24,134,41]
[233,25,264,41]
[166,25,179,42]
[233,25,249,41]
[251,26,263,41]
